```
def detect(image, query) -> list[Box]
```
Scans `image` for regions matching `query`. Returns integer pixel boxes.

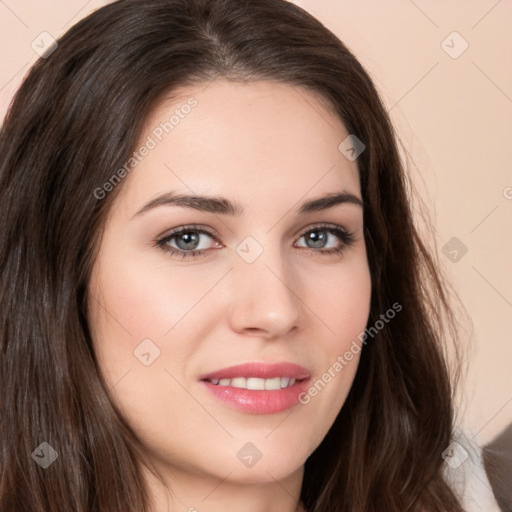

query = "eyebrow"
[133,190,363,218]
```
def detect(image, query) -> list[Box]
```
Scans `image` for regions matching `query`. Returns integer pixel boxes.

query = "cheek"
[89,247,222,344]
[294,259,371,434]
[302,256,372,354]
[87,244,232,396]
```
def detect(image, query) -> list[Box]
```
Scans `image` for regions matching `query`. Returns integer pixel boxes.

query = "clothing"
[443,431,502,511]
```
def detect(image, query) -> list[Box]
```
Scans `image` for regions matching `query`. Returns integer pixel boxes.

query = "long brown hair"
[0,0,465,510]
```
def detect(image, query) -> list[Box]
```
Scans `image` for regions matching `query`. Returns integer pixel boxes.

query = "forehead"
[119,80,361,212]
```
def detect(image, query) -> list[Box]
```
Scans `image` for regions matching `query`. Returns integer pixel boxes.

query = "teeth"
[208,376,297,389]
[264,377,281,390]
[230,377,247,388]
[246,377,265,390]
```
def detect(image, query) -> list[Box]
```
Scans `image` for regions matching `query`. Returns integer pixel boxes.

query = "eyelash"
[155,223,356,260]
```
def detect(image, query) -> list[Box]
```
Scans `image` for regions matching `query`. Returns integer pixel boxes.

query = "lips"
[199,362,311,381]
[199,362,311,414]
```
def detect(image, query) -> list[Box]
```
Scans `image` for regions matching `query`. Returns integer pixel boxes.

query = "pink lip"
[199,362,311,415]
[199,362,311,381]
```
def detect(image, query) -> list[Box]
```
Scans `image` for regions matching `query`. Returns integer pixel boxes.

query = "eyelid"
[155,223,219,241]
[293,222,351,238]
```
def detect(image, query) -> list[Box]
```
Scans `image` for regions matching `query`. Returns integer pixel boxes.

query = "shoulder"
[442,430,502,512]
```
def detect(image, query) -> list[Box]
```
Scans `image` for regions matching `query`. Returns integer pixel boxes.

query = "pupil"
[177,232,199,250]
[307,230,326,248]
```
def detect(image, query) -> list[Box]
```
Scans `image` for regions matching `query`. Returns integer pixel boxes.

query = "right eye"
[156,225,222,259]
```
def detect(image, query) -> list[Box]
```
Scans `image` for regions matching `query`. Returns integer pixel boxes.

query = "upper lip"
[199,362,311,381]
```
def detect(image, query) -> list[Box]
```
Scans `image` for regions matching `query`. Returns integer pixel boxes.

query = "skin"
[88,79,372,512]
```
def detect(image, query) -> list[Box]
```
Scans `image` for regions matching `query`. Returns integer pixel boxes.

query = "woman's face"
[88,80,371,491]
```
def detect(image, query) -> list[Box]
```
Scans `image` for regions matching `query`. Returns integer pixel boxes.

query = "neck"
[141,460,306,512]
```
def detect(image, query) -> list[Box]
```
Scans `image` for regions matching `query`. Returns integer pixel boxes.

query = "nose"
[227,246,302,340]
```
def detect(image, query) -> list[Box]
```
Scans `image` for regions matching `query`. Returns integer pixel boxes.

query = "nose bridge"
[228,235,301,337]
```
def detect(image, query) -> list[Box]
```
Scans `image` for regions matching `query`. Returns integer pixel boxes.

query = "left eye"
[296,228,346,250]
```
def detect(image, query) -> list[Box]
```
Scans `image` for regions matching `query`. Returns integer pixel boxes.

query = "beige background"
[1,0,511,445]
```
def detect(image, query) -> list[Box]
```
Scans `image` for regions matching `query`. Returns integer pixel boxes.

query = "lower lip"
[200,379,310,414]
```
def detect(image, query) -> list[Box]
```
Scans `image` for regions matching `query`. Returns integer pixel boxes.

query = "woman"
[0,0,497,510]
